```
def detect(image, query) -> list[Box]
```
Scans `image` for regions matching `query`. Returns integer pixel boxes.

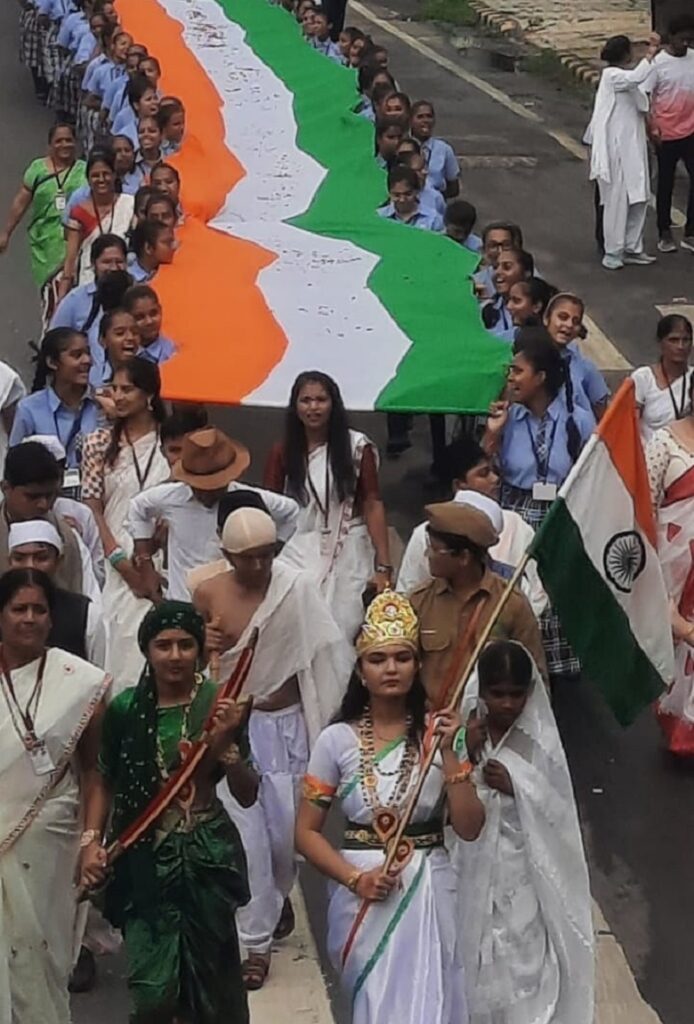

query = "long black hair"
[478,639,533,691]
[513,327,583,465]
[332,663,427,742]
[283,371,356,505]
[0,567,55,614]
[105,358,166,467]
[31,327,86,392]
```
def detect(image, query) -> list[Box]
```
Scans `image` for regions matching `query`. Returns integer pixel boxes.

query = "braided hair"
[513,327,583,466]
[31,327,86,392]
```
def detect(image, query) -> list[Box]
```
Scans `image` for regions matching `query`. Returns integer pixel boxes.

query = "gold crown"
[356,590,419,656]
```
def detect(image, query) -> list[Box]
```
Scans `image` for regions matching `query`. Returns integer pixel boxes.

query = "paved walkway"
[474,0,651,65]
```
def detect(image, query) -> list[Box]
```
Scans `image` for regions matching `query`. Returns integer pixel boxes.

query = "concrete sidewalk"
[469,0,651,78]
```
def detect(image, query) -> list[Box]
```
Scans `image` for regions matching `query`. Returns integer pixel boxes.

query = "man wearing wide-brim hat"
[126,428,299,601]
[409,499,547,706]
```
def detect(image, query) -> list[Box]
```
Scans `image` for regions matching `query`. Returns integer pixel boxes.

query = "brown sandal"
[273,896,296,941]
[242,953,270,991]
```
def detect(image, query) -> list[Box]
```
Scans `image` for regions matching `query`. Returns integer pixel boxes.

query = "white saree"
[455,655,594,1024]
[83,428,170,695]
[305,723,467,1024]
[278,430,377,641]
[0,649,110,1024]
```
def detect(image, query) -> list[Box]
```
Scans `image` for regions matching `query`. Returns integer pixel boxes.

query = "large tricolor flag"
[118,0,509,411]
[529,380,674,725]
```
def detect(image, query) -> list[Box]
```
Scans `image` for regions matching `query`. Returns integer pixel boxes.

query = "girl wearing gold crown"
[296,590,484,1024]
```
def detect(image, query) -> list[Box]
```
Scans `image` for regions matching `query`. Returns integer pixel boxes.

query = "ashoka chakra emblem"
[603,531,646,593]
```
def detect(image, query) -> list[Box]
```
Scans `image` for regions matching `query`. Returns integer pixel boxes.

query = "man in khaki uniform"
[409,499,547,706]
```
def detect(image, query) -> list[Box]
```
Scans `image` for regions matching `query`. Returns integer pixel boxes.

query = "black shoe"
[68,946,96,994]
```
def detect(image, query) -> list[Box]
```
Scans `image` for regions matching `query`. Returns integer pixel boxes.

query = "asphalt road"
[2,2,694,1022]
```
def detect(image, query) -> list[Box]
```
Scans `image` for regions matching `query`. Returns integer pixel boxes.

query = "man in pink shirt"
[649,15,694,252]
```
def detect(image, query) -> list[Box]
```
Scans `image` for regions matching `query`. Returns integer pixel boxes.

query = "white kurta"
[587,59,655,258]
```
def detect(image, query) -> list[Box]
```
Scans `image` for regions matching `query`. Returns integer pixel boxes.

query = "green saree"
[23,157,86,287]
[99,679,250,1024]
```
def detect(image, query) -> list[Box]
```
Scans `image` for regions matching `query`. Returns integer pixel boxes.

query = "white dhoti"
[218,704,309,954]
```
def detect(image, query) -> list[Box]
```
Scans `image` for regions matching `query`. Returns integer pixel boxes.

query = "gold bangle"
[220,743,241,767]
[445,760,474,786]
[346,869,363,893]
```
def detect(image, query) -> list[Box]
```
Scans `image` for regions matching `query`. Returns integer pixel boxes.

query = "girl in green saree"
[79,601,256,1024]
[0,123,86,324]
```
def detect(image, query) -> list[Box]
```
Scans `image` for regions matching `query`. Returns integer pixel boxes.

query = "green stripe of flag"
[530,499,664,725]
[217,0,510,412]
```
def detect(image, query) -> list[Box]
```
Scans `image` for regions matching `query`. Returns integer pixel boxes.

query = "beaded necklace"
[358,706,419,813]
[155,673,203,781]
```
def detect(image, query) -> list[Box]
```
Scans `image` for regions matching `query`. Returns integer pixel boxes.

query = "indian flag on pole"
[529,379,674,725]
[117,0,509,411]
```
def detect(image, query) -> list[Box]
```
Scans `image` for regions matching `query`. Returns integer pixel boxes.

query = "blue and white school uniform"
[9,388,100,468]
[378,202,444,232]
[565,342,609,412]
[111,106,138,148]
[127,255,156,283]
[419,184,446,218]
[309,35,343,63]
[482,294,515,343]
[50,280,98,332]
[498,395,594,676]
[138,336,176,365]
[420,136,459,193]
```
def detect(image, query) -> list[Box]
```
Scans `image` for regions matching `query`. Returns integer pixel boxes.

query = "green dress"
[99,679,250,1024]
[22,157,87,287]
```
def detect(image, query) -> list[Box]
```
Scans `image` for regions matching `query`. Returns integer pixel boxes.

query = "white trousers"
[599,174,648,259]
[217,704,309,955]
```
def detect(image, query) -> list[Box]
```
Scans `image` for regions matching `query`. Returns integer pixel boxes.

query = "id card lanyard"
[525,417,558,502]
[0,650,54,775]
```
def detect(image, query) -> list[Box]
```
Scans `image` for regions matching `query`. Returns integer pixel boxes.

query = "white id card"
[532,482,558,502]
[319,528,331,557]
[27,740,56,776]
[55,194,66,211]
[63,467,81,490]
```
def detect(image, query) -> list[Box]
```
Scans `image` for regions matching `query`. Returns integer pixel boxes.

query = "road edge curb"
[466,0,601,88]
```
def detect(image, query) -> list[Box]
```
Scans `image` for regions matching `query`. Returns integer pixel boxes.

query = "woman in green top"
[79,601,256,1024]
[0,122,86,323]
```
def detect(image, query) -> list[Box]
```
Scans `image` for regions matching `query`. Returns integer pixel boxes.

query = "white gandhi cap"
[453,488,504,538]
[221,507,277,554]
[8,519,64,554]
[23,434,67,463]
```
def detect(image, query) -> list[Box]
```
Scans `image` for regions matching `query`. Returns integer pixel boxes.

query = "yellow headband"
[355,590,419,656]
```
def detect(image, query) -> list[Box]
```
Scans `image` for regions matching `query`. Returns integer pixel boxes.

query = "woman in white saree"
[265,371,392,641]
[646,410,694,755]
[0,567,110,1024]
[296,590,484,1024]
[456,640,594,1024]
[82,359,169,694]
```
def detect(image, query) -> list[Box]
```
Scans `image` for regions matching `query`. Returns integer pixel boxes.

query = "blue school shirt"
[62,184,90,227]
[482,295,515,343]
[161,139,181,158]
[566,342,609,407]
[91,61,124,100]
[104,76,127,119]
[378,203,444,232]
[419,185,446,217]
[82,54,107,92]
[111,108,138,147]
[50,281,97,332]
[420,137,459,192]
[10,389,100,468]
[138,336,176,365]
[120,167,145,195]
[310,36,343,63]
[464,232,483,254]
[47,0,74,22]
[499,395,594,491]
[473,264,495,300]
[57,10,84,50]
[73,30,97,65]
[357,98,375,122]
[127,255,155,283]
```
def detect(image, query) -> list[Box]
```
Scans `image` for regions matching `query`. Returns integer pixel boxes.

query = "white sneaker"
[623,251,657,265]
[680,236,694,253]
[602,254,624,270]
[658,235,677,253]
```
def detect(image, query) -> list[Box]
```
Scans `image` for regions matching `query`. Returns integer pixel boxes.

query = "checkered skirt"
[19,5,41,70]
[500,483,581,678]
[41,22,62,84]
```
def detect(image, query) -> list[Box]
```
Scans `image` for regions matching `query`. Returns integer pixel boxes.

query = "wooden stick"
[341,554,531,965]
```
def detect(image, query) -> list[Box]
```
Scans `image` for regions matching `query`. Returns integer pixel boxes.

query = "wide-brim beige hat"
[172,427,251,491]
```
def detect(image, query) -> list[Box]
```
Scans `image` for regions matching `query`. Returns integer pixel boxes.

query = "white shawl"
[216,561,353,745]
[456,648,594,1024]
